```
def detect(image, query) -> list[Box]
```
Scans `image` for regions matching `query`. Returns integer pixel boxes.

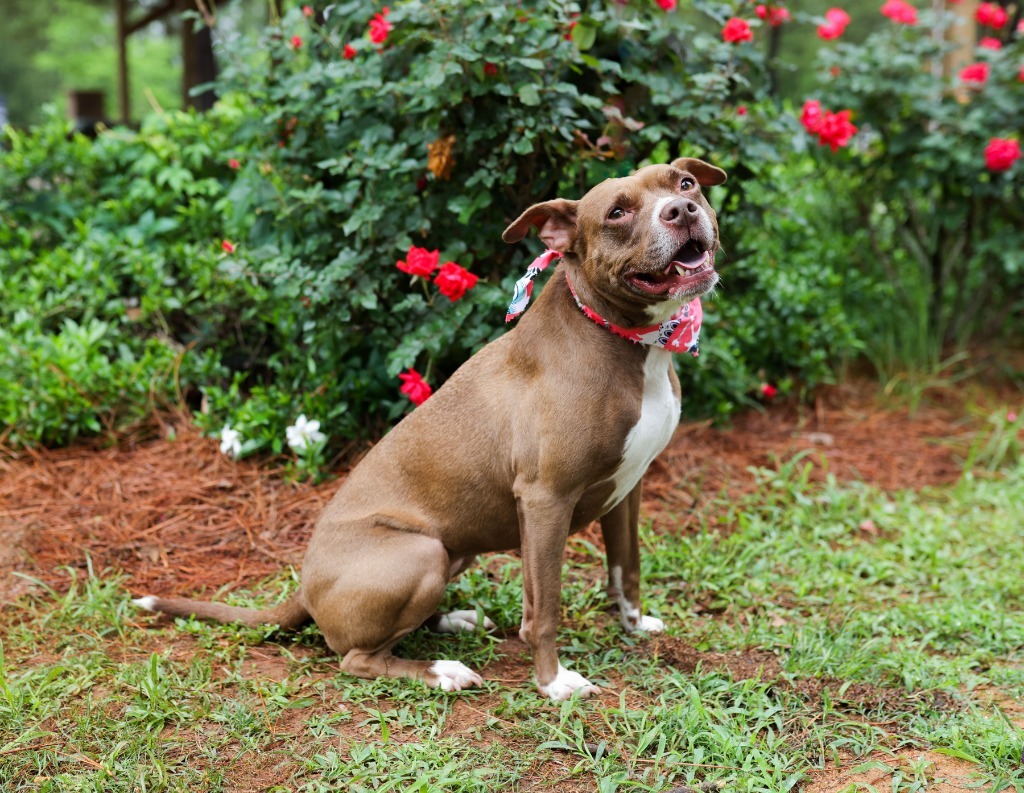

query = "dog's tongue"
[666,250,710,273]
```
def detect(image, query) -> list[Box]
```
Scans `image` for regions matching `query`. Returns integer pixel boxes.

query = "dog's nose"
[660,198,700,225]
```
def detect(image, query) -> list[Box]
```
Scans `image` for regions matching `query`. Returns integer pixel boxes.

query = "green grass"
[2,461,1023,792]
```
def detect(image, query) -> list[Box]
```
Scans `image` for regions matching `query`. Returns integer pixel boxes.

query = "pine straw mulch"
[0,379,998,605]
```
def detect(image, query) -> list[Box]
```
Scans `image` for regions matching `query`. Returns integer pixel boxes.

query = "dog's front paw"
[434,609,497,634]
[538,664,601,701]
[429,660,484,692]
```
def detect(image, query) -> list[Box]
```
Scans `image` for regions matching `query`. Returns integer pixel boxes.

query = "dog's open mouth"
[625,240,716,296]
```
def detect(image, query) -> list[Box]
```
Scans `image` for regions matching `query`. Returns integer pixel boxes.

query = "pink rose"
[960,62,990,84]
[291,35,303,49]
[818,7,851,38]
[221,239,236,254]
[722,17,753,43]
[881,0,917,25]
[399,369,432,406]
[228,158,240,170]
[396,246,440,278]
[433,262,479,302]
[984,138,1021,172]
[302,5,314,18]
[657,0,677,9]
[976,2,1008,29]
[801,99,824,133]
[978,37,1002,49]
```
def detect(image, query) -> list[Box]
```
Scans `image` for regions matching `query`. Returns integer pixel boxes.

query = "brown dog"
[134,157,726,700]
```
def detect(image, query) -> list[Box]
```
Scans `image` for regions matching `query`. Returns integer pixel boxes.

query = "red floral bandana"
[506,250,702,356]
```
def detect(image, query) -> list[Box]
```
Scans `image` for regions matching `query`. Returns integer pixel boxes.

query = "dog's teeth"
[675,264,685,276]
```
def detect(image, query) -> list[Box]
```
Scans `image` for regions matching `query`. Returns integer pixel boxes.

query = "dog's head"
[503,158,726,320]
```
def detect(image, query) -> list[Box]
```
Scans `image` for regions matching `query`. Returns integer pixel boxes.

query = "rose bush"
[804,1,1023,354]
[11,0,1016,469]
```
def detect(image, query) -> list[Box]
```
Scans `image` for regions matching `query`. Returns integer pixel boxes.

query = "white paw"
[429,660,483,692]
[629,614,665,633]
[538,664,601,701]
[434,609,497,634]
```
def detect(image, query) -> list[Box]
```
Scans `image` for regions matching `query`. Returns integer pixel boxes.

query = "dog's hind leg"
[423,555,497,634]
[305,526,484,691]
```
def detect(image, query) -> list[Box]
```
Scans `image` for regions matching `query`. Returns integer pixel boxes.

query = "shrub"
[798,5,1024,363]
[188,0,803,445]
[1,0,866,463]
[0,109,245,444]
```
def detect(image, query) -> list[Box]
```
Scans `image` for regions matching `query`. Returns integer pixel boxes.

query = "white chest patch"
[604,349,680,510]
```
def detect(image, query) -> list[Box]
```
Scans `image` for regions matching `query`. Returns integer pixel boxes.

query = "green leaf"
[571,22,597,51]
[517,84,541,106]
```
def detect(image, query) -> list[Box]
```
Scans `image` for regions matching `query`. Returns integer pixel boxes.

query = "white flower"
[219,424,242,458]
[286,414,326,453]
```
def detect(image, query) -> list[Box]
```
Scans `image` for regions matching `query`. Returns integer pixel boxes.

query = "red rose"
[396,246,440,277]
[755,5,768,18]
[978,37,1002,49]
[291,35,303,49]
[657,0,677,10]
[343,43,357,59]
[816,109,857,152]
[483,62,498,77]
[1019,64,1024,82]
[722,18,753,43]
[881,0,917,25]
[302,5,314,17]
[228,158,240,170]
[760,382,778,398]
[960,62,989,84]
[801,99,824,133]
[399,369,432,406]
[737,105,748,116]
[984,138,1021,172]
[368,10,392,45]
[433,262,479,302]
[976,2,1008,29]
[221,239,236,254]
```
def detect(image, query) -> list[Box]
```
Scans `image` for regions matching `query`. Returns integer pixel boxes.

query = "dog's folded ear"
[502,199,579,252]
[670,157,727,187]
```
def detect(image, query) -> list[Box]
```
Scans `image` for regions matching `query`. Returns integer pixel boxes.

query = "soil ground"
[1,379,1017,791]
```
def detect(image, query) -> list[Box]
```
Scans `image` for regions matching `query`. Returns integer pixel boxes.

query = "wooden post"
[944,0,979,86]
[180,0,217,111]
[116,0,130,123]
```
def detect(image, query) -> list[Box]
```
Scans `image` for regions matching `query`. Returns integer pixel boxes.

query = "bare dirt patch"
[0,381,982,603]
[801,750,982,792]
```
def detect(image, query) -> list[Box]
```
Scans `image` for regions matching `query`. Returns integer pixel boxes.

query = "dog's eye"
[608,207,627,220]
[680,177,696,191]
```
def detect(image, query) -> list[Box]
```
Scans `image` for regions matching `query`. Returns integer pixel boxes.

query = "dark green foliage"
[809,8,1024,360]
[1,0,863,460]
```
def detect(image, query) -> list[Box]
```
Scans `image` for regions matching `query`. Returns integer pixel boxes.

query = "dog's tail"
[131,591,310,630]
